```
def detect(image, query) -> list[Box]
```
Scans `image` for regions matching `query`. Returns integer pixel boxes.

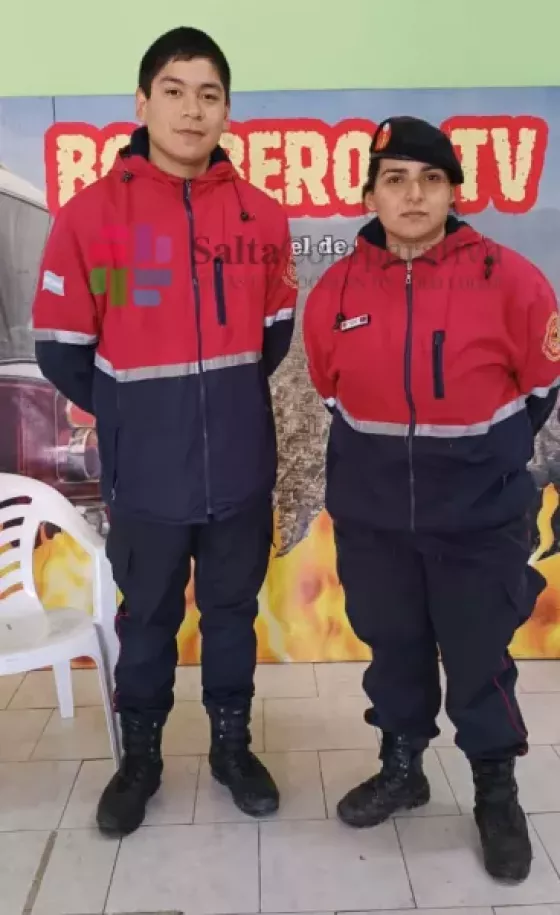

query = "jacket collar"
[112,125,236,186]
[356,214,483,266]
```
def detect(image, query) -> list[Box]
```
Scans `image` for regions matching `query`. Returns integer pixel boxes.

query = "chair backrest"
[0,473,107,621]
[0,490,43,618]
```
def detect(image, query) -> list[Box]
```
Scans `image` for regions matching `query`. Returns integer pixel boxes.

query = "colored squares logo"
[89,267,127,307]
[132,269,172,306]
[88,224,173,307]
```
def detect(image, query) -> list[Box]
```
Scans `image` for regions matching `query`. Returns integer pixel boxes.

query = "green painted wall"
[1,0,560,97]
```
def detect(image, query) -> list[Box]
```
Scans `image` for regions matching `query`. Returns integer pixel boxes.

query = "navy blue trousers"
[106,499,273,720]
[334,516,546,760]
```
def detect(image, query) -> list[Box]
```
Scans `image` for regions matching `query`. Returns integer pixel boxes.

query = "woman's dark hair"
[139,27,231,103]
[361,159,381,204]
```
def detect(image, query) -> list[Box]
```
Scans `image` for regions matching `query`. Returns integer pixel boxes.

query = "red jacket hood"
[356,214,494,272]
[109,125,256,220]
[111,125,239,188]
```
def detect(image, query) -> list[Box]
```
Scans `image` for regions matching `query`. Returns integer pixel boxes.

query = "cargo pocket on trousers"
[105,526,133,597]
[521,564,547,624]
[507,564,547,627]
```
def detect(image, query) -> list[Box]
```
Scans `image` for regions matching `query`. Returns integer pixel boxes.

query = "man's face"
[365,158,455,248]
[135,57,230,175]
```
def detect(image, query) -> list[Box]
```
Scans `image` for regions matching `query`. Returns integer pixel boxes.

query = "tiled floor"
[2,660,560,914]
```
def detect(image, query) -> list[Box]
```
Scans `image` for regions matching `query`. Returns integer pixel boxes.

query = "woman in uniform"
[303,115,560,883]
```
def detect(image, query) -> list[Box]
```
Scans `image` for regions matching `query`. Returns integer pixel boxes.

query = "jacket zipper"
[404,260,416,532]
[432,330,445,399]
[184,180,212,516]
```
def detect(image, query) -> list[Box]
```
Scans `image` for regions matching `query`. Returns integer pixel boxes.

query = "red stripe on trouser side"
[493,656,528,752]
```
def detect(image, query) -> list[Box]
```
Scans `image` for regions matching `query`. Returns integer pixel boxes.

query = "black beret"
[369,116,464,185]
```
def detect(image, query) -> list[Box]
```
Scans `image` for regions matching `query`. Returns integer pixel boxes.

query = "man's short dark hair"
[139,27,231,103]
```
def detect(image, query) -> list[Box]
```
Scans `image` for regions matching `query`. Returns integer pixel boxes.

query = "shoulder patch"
[282,256,299,290]
[542,312,560,362]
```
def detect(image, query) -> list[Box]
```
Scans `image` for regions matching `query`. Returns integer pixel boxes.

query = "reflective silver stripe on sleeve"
[336,395,527,438]
[264,307,295,328]
[33,329,98,345]
[94,351,261,382]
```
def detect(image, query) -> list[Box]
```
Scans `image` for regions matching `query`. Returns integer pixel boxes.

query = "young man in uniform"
[32,26,297,836]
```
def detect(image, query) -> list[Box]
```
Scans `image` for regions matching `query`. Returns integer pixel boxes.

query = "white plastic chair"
[0,472,121,765]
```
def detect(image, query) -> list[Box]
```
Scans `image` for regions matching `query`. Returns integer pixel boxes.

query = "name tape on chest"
[338,314,371,332]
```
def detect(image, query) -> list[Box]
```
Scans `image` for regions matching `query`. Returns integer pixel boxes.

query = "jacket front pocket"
[213,257,226,326]
[432,330,445,399]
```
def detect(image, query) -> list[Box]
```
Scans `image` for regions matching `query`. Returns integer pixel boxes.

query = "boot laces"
[356,756,413,800]
[477,794,526,846]
[211,707,257,776]
[117,755,151,790]
[226,747,259,779]
[474,760,523,839]
[473,759,516,800]
[212,707,251,745]
[117,719,162,790]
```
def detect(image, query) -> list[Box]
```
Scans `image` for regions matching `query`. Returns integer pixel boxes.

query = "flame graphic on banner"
[2,486,558,664]
[510,484,560,658]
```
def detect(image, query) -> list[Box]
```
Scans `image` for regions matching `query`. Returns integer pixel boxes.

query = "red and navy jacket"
[32,126,297,524]
[303,216,560,533]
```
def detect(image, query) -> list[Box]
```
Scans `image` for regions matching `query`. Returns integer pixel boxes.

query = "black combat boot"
[472,757,532,882]
[337,732,430,827]
[96,713,164,837]
[208,705,279,817]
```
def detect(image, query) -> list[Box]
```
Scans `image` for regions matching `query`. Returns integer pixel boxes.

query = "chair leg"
[92,646,122,767]
[53,662,74,719]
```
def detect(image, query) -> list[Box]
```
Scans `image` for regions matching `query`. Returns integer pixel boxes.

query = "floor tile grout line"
[6,672,102,714]
[56,758,84,830]
[316,749,330,819]
[13,740,560,763]
[392,816,418,909]
[191,754,204,824]
[27,706,56,762]
[0,806,501,832]
[21,828,57,915]
[492,906,560,911]
[528,811,560,883]
[433,747,463,816]
[12,687,560,705]
[26,753,113,764]
[3,673,25,710]
[101,834,122,914]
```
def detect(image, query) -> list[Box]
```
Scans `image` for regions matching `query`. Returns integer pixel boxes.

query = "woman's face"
[365,158,456,250]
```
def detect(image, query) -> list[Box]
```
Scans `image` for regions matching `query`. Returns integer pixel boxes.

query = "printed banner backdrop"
[2,86,560,663]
